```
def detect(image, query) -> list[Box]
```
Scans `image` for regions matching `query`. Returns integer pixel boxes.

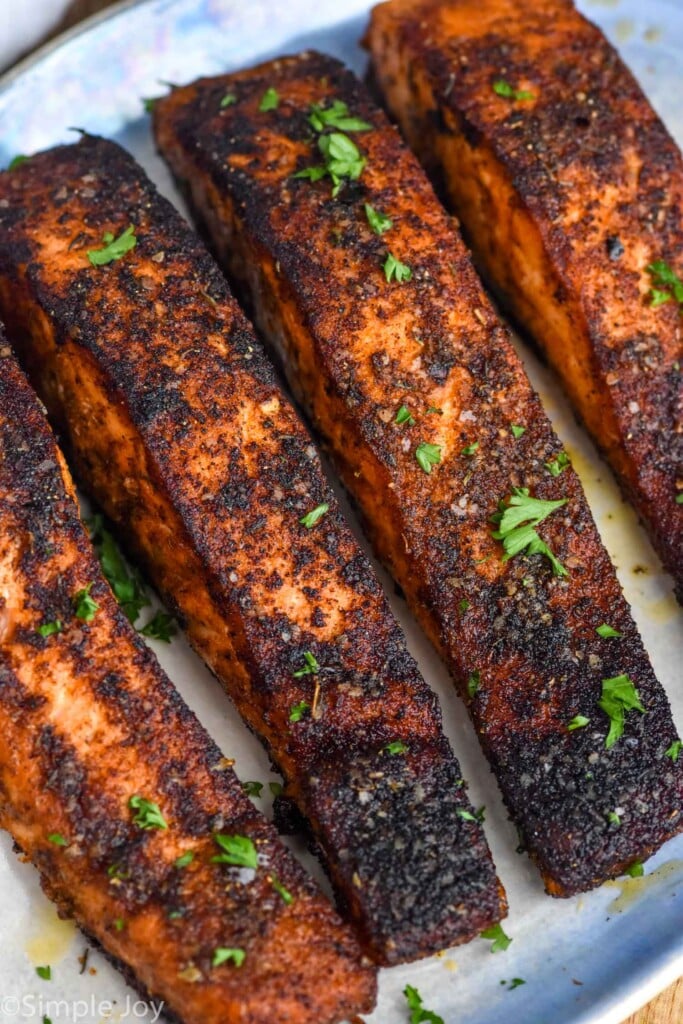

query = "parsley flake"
[490,487,568,577]
[415,442,442,474]
[404,984,444,1024]
[89,515,149,624]
[457,806,485,823]
[113,918,125,932]
[384,740,409,755]
[459,599,470,613]
[9,154,28,170]
[599,674,645,749]
[493,80,535,101]
[213,947,246,968]
[38,620,63,638]
[129,795,167,830]
[467,670,481,698]
[87,225,137,266]
[545,451,570,477]
[364,203,393,235]
[289,700,310,723]
[74,583,99,622]
[625,860,644,878]
[510,424,526,438]
[507,978,526,990]
[665,739,682,762]
[293,651,320,677]
[48,833,68,846]
[36,966,51,980]
[567,714,590,731]
[309,99,372,133]
[607,811,621,826]
[596,623,622,639]
[139,610,177,642]
[269,781,283,797]
[300,502,329,528]
[270,874,294,904]
[212,834,258,869]
[462,441,479,456]
[174,851,194,869]
[259,87,279,112]
[676,493,683,504]
[481,923,512,952]
[220,93,237,108]
[395,404,415,425]
[294,131,366,196]
[647,260,683,308]
[242,780,264,798]
[383,252,412,283]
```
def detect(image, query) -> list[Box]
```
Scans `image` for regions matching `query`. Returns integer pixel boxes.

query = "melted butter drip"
[24,901,76,966]
[605,860,683,913]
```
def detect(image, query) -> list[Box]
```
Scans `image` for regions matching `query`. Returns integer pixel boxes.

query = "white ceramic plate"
[0,2,681,1023]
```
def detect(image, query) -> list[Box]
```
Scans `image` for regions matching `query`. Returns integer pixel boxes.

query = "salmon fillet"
[152,52,683,897]
[0,136,505,962]
[0,339,375,1024]
[365,0,683,599]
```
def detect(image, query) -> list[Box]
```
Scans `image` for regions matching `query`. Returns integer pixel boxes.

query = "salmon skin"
[0,136,505,963]
[0,339,375,1024]
[365,0,683,600]
[152,52,683,897]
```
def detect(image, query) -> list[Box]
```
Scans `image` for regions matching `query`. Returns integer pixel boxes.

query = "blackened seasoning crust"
[152,51,682,897]
[0,136,504,963]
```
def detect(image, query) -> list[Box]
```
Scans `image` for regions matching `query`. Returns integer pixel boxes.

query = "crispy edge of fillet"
[0,137,505,963]
[152,51,683,897]
[365,0,683,600]
[0,339,376,1024]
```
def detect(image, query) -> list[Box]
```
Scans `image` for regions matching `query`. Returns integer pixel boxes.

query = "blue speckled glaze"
[0,3,680,1023]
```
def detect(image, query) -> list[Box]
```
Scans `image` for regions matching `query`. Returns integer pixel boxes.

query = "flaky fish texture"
[0,340,376,1024]
[365,0,683,599]
[152,51,682,897]
[0,136,504,963]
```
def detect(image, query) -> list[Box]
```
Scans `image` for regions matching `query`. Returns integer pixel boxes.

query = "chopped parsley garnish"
[48,833,68,846]
[38,620,63,638]
[545,451,570,477]
[510,424,526,438]
[457,806,485,823]
[415,442,441,474]
[427,406,443,415]
[36,966,51,980]
[129,795,167,830]
[647,260,683,308]
[113,918,125,932]
[383,252,412,283]
[507,978,526,990]
[87,225,137,266]
[599,674,645,749]
[665,739,682,762]
[567,714,590,731]
[493,80,534,101]
[294,132,366,196]
[459,599,470,613]
[212,947,246,968]
[73,583,99,622]
[212,833,258,869]
[467,670,481,698]
[289,700,310,723]
[490,487,568,577]
[139,610,177,642]
[481,923,512,952]
[89,515,148,624]
[309,99,372,133]
[269,781,283,797]
[293,651,320,677]
[242,780,264,798]
[142,96,160,113]
[384,740,409,755]
[270,875,294,905]
[9,154,28,170]
[364,203,393,235]
[596,623,622,639]
[676,493,683,504]
[220,93,237,108]
[404,984,444,1024]
[625,860,644,878]
[395,404,415,425]
[259,87,279,112]
[607,811,621,826]
[462,441,479,456]
[300,502,329,528]
[174,851,194,869]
